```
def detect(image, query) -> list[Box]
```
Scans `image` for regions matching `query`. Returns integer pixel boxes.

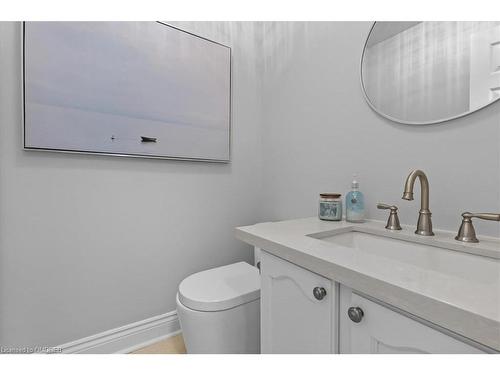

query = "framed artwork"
[22,22,231,162]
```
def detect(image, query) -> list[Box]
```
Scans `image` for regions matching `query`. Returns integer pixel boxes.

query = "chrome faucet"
[402,169,434,236]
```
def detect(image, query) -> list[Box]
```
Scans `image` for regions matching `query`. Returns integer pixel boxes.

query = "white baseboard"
[58,311,180,354]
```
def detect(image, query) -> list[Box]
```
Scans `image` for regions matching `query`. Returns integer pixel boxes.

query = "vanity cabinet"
[260,251,337,353]
[339,287,485,354]
[260,250,488,354]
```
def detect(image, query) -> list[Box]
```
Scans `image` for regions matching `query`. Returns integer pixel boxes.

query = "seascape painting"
[23,22,231,161]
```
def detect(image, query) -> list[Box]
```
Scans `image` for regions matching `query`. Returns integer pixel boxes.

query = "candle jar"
[318,193,342,221]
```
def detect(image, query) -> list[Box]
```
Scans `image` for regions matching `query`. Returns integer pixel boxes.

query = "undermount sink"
[315,230,499,285]
[323,231,439,259]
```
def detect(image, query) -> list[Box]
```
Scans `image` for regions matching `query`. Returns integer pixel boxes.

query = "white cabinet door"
[260,251,337,353]
[339,286,486,354]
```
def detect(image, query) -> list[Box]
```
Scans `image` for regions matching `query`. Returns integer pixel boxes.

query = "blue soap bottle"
[346,174,365,223]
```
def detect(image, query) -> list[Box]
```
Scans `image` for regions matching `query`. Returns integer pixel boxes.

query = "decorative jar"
[318,193,342,221]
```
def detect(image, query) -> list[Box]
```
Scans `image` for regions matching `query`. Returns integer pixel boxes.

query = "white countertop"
[235,217,500,352]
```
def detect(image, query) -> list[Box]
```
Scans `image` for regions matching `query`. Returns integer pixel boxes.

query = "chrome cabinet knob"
[313,287,327,300]
[348,307,364,323]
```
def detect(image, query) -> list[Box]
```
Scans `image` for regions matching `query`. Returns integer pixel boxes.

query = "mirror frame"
[360,22,500,125]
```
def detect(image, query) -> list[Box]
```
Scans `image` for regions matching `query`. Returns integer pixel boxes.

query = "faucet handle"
[377,203,398,211]
[461,212,500,221]
[455,212,500,243]
[377,203,402,230]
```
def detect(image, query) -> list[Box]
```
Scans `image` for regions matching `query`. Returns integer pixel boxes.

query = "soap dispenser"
[346,174,365,223]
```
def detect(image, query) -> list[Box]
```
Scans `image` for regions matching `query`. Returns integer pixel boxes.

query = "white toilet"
[176,260,261,353]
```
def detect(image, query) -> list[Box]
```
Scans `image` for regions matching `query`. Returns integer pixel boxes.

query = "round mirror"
[361,22,500,124]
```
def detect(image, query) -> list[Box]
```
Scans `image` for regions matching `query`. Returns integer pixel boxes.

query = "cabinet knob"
[313,287,327,300]
[348,307,364,323]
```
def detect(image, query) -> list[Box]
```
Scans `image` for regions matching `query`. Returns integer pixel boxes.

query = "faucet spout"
[402,191,414,201]
[402,169,434,236]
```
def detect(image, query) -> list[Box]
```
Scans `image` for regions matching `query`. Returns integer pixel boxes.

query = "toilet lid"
[178,262,260,312]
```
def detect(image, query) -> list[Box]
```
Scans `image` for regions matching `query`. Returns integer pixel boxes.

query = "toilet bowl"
[176,261,260,353]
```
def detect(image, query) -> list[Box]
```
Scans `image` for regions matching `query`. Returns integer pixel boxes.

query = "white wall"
[260,22,500,237]
[0,22,264,347]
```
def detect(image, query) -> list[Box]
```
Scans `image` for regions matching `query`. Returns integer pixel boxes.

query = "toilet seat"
[178,262,260,312]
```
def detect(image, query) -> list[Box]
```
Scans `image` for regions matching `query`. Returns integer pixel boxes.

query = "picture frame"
[22,22,232,162]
